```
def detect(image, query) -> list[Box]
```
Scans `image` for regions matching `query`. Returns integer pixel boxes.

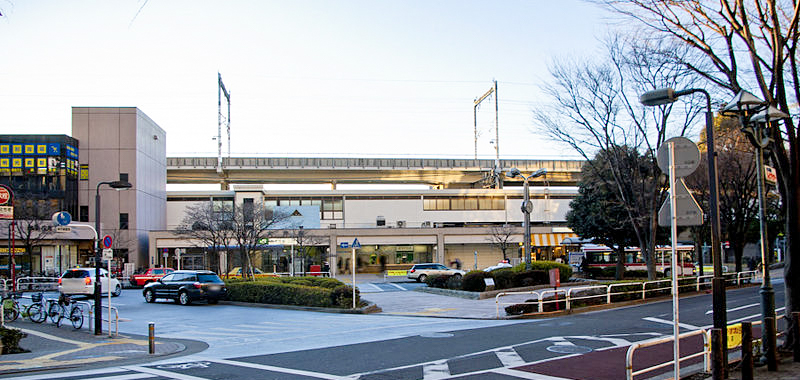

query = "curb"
[219,300,382,314]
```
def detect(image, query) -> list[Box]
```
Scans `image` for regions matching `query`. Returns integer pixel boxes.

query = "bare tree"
[12,200,55,275]
[176,201,235,275]
[534,34,703,279]
[486,224,518,261]
[283,227,328,275]
[229,201,286,279]
[600,0,800,347]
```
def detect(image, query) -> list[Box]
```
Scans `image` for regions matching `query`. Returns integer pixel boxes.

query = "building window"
[119,173,128,183]
[79,206,89,222]
[423,196,505,211]
[243,198,254,223]
[119,213,129,230]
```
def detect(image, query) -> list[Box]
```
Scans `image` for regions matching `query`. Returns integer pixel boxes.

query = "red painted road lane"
[512,335,705,380]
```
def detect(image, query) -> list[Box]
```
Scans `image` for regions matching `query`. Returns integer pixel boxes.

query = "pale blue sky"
[0,1,609,159]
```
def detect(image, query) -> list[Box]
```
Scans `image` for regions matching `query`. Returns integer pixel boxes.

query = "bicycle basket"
[31,293,42,303]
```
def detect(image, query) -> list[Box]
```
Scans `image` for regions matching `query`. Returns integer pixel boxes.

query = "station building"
[1,106,583,278]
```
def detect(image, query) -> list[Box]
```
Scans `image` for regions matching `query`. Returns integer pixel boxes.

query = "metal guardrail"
[494,272,760,318]
[88,303,120,337]
[16,277,59,291]
[625,329,710,380]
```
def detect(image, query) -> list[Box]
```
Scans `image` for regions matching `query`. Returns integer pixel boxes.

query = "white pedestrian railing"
[625,329,710,380]
[495,271,759,318]
[16,276,59,291]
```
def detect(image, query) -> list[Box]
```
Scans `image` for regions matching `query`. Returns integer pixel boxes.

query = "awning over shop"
[532,233,577,246]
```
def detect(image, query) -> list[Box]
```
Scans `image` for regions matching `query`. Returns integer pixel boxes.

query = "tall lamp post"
[506,168,547,270]
[640,87,729,375]
[720,90,788,369]
[94,180,132,335]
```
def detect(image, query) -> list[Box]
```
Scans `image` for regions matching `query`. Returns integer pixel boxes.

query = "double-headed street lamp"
[94,180,132,335]
[506,168,547,270]
[721,90,789,369]
[639,87,729,375]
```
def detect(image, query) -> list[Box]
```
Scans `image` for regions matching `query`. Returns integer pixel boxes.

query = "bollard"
[741,322,753,380]
[148,322,155,355]
[794,312,800,363]
[711,328,724,380]
[764,316,777,371]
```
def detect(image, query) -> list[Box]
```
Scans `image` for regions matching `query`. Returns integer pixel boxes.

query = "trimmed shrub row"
[426,261,573,292]
[1,326,27,354]
[225,277,360,309]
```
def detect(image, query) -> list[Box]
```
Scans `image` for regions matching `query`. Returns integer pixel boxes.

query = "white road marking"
[706,303,759,315]
[496,348,527,367]
[0,368,130,380]
[703,307,787,327]
[389,283,407,291]
[122,366,210,380]
[361,283,384,292]
[643,316,701,330]
[207,358,348,379]
[422,359,450,379]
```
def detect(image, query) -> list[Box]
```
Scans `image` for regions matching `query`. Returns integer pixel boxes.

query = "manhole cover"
[419,332,454,338]
[545,345,592,354]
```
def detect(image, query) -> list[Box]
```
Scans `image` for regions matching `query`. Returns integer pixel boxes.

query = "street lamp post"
[507,168,547,270]
[640,87,729,374]
[94,180,132,335]
[721,91,789,369]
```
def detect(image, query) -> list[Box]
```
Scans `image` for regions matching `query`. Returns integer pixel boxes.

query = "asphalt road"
[5,280,787,380]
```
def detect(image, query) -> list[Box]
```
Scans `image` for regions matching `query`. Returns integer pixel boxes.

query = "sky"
[0,0,611,160]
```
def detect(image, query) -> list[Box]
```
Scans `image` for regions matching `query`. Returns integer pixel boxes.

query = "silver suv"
[407,263,466,282]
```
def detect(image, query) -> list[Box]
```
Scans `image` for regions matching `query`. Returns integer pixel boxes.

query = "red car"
[130,267,175,287]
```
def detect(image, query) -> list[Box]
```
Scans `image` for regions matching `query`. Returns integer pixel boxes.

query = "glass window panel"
[332,199,342,210]
[333,211,343,219]
[423,199,435,210]
[478,198,492,210]
[436,198,449,210]
[323,201,334,211]
[492,197,505,210]
[465,197,478,210]
[451,198,465,210]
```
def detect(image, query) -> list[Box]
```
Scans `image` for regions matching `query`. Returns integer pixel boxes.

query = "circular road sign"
[0,185,11,206]
[657,136,700,178]
[51,211,72,226]
[103,235,113,249]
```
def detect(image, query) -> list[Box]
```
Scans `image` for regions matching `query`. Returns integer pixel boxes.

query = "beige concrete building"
[72,107,167,269]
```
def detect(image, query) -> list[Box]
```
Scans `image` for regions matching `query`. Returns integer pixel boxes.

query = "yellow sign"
[386,270,408,276]
[727,323,742,348]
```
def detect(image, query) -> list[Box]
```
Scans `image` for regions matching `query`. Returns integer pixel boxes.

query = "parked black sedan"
[142,270,227,305]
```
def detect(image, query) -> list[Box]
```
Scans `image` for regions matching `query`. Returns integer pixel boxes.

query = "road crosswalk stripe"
[496,348,527,367]
[122,366,210,380]
[207,358,349,379]
[705,303,758,315]
[422,359,450,379]
[0,368,130,380]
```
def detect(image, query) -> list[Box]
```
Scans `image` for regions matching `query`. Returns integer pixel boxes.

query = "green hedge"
[0,327,28,354]
[461,271,488,292]
[226,281,360,309]
[513,261,573,283]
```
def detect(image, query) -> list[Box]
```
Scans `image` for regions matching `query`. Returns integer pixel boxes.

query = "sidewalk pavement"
[0,319,205,376]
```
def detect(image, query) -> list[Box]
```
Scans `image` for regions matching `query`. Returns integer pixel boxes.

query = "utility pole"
[217,73,231,188]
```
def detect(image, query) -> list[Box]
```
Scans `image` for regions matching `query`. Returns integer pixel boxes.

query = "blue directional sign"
[339,242,349,249]
[352,238,361,249]
[51,211,72,226]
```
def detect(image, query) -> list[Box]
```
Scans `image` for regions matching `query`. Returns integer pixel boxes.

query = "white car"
[483,262,513,272]
[58,268,122,297]
[407,263,466,282]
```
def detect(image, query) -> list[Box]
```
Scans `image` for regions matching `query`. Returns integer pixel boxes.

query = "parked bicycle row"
[1,292,88,329]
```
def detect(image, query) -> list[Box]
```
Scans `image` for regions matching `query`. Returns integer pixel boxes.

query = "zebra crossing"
[4,333,660,380]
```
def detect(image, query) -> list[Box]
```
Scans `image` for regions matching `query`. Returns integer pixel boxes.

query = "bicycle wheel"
[2,301,19,322]
[48,302,63,324]
[28,303,46,323]
[69,306,83,329]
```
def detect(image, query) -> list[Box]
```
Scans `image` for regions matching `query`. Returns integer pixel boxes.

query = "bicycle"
[1,292,46,323]
[47,294,84,329]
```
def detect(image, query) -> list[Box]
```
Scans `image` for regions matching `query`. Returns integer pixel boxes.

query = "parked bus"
[568,243,695,276]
